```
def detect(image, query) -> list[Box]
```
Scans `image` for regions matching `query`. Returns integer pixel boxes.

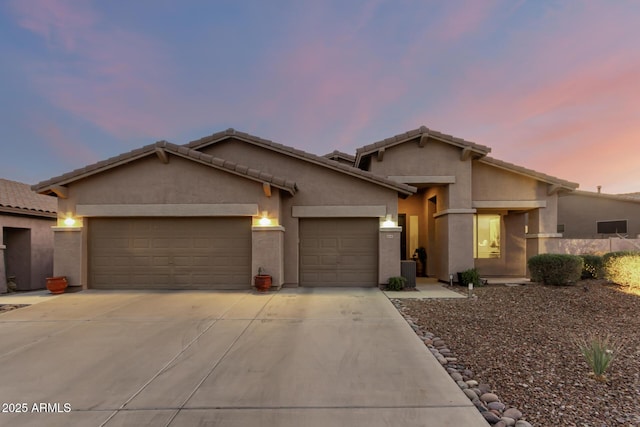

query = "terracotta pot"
[254,275,272,292]
[46,276,68,294]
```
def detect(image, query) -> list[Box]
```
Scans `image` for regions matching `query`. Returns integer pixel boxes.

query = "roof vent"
[597,185,602,194]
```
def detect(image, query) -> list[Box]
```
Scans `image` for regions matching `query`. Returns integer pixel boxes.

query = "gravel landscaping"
[0,304,29,313]
[394,280,640,427]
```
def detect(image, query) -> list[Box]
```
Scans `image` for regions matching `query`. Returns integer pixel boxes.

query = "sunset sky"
[1,0,639,194]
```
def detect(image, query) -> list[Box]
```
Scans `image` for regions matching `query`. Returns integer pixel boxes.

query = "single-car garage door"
[89,217,251,290]
[299,218,378,287]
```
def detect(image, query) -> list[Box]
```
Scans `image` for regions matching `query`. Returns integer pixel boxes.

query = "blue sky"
[1,0,639,193]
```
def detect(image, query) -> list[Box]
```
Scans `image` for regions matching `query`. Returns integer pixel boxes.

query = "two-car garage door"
[89,217,251,290]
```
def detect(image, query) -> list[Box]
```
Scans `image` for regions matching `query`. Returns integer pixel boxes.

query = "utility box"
[400,260,417,288]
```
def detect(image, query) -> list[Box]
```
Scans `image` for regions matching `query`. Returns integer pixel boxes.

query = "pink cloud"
[34,119,100,168]
[9,0,186,141]
[10,0,96,51]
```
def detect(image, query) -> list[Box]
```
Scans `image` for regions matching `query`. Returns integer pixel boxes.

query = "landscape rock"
[480,392,499,403]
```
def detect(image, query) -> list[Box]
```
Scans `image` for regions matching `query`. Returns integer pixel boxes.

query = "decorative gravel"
[394,280,640,427]
[0,304,29,313]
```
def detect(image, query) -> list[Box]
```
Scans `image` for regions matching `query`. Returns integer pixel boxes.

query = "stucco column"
[379,226,402,285]
[251,226,285,289]
[52,227,85,289]
[526,204,562,261]
[0,245,6,294]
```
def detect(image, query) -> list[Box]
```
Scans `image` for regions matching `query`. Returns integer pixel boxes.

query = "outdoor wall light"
[257,211,272,226]
[382,214,396,228]
[258,216,272,226]
[63,217,76,227]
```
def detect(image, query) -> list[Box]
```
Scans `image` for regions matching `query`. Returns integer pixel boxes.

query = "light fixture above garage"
[63,217,76,227]
[382,214,396,228]
[259,216,272,226]
[256,210,273,227]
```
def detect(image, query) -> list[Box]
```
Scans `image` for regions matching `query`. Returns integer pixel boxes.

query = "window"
[597,220,627,234]
[474,214,501,259]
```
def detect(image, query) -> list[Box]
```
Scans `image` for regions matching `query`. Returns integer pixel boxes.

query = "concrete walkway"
[0,288,487,426]
[384,277,467,299]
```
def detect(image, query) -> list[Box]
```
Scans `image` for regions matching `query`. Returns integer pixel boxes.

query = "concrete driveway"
[0,288,486,426]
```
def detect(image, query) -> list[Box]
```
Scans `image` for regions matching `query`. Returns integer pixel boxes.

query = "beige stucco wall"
[199,139,400,285]
[53,155,279,289]
[546,238,640,254]
[52,227,83,288]
[363,141,568,279]
[558,193,640,238]
[0,214,54,291]
[379,227,402,284]
[51,142,401,288]
[472,161,544,201]
[366,140,478,281]
[59,155,270,209]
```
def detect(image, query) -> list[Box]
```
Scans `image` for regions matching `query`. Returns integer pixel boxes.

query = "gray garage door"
[299,218,378,287]
[89,217,251,290]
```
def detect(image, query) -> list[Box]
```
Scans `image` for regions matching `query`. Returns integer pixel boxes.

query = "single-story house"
[32,126,579,290]
[558,190,640,239]
[1,178,57,292]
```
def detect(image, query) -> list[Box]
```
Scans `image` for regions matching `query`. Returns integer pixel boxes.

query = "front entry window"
[474,214,501,259]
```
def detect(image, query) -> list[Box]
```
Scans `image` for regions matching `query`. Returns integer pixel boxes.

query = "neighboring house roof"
[561,189,640,203]
[618,192,640,200]
[0,178,57,218]
[323,150,355,164]
[186,128,416,197]
[354,125,492,167]
[32,141,299,196]
[479,157,579,191]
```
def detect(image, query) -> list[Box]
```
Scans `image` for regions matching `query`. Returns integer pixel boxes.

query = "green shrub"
[527,254,583,285]
[460,268,482,287]
[579,254,603,279]
[386,276,407,291]
[602,251,640,291]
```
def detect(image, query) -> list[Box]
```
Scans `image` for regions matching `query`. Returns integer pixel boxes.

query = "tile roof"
[0,178,57,217]
[618,192,640,200]
[562,190,640,203]
[479,157,579,190]
[323,150,356,163]
[354,125,492,166]
[32,142,299,196]
[186,128,416,196]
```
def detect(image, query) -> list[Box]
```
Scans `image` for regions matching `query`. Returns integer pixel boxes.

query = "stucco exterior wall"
[0,214,54,290]
[558,193,640,238]
[546,238,640,254]
[472,161,543,201]
[200,139,401,286]
[59,155,269,209]
[367,139,465,179]
[52,142,401,288]
[200,139,398,213]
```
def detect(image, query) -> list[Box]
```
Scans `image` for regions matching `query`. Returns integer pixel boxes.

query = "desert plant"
[602,251,640,291]
[386,276,407,291]
[527,254,583,285]
[579,254,603,279]
[574,333,622,382]
[460,268,482,287]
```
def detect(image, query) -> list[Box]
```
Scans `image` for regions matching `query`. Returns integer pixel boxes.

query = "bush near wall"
[579,254,603,279]
[528,254,583,285]
[602,251,640,291]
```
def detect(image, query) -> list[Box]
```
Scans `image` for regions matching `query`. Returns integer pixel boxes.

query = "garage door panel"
[300,218,378,287]
[90,217,251,290]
